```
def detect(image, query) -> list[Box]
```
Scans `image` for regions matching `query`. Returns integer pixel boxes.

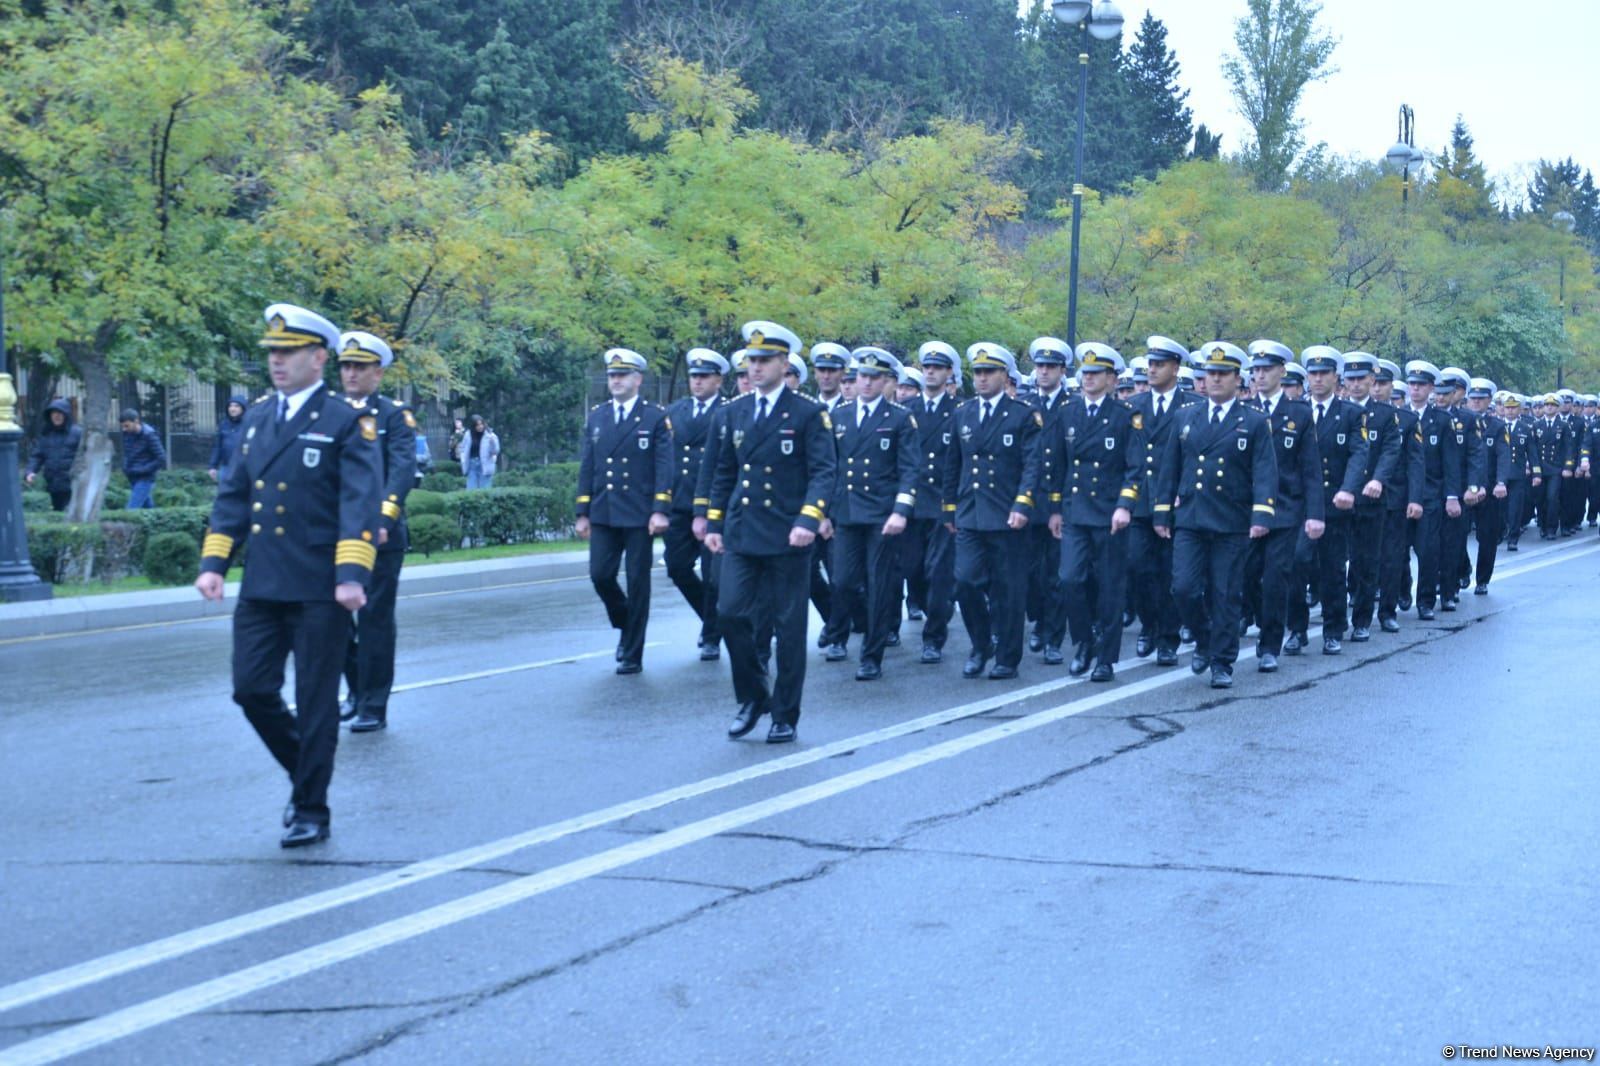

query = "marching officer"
[803,345,848,640]
[575,349,674,675]
[336,331,416,733]
[901,341,961,663]
[1401,360,1465,620]
[1245,339,1323,672]
[943,343,1043,680]
[1373,359,1420,631]
[196,303,382,847]
[818,348,919,679]
[1531,394,1567,539]
[1432,367,1486,611]
[1126,336,1201,666]
[1501,393,1534,551]
[1025,336,1074,663]
[1337,352,1398,642]
[811,343,850,414]
[1465,378,1512,593]
[1558,389,1589,535]
[1043,342,1140,682]
[666,349,729,660]
[1153,342,1277,689]
[704,321,837,744]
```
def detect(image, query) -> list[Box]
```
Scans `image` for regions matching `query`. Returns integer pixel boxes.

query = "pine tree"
[1528,157,1600,254]
[1431,116,1495,223]
[1124,12,1192,180]
[1190,123,1223,161]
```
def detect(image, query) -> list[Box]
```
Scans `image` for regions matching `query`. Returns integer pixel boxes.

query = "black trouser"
[1440,507,1470,598]
[1253,525,1299,655]
[590,523,653,666]
[822,522,901,664]
[1589,472,1600,522]
[48,488,70,511]
[1306,510,1352,638]
[1171,528,1251,668]
[1505,480,1528,545]
[719,548,811,726]
[1474,493,1505,586]
[663,512,720,646]
[1059,522,1126,665]
[341,548,403,719]
[1411,503,1444,609]
[1561,474,1586,532]
[233,598,349,826]
[1348,507,1384,629]
[1540,476,1563,535]
[899,517,955,650]
[1128,517,1182,653]
[1377,507,1409,620]
[954,528,1029,670]
[809,541,834,625]
[1026,524,1067,648]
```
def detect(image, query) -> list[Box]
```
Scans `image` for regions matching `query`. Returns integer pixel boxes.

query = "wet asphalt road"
[2,534,1598,1065]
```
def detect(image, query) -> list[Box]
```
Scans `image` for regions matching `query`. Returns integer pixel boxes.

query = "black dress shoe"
[1209,665,1234,689]
[283,798,296,828]
[855,661,882,681]
[1258,652,1278,673]
[1179,626,1194,645]
[1474,584,1488,595]
[1068,641,1092,676]
[1156,647,1179,666]
[1398,595,1413,611]
[1440,598,1457,612]
[615,640,625,662]
[816,633,830,649]
[1417,606,1435,620]
[766,722,796,744]
[728,701,764,739]
[1283,632,1304,655]
[1322,637,1342,655]
[824,643,849,662]
[700,643,721,661]
[920,644,943,664]
[1042,644,1065,666]
[1380,617,1400,633]
[616,661,642,675]
[908,608,926,622]
[1135,635,1154,657]
[1507,541,1519,551]
[338,695,359,722]
[1350,626,1370,642]
[281,820,329,848]
[884,632,900,647]
[1027,631,1044,653]
[962,651,989,679]
[1121,609,1136,628]
[987,664,1018,680]
[1089,661,1114,683]
[1458,575,1470,590]
[350,712,387,732]
[1190,653,1209,675]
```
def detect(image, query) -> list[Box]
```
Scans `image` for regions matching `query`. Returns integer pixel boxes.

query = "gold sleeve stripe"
[707,509,724,521]
[381,501,402,520]
[335,540,377,569]
[654,493,672,502]
[202,533,234,559]
[1014,494,1033,507]
[693,497,710,506]
[1252,504,1276,515]
[800,504,825,521]
[894,493,916,507]
[1153,504,1173,512]
[576,495,592,504]
[943,503,957,512]
[1119,487,1139,500]
[1049,492,1063,503]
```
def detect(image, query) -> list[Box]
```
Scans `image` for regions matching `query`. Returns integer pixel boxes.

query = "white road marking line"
[0,537,1588,1032]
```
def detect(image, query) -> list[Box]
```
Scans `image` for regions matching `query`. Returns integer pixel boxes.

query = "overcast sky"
[1091,0,1597,200]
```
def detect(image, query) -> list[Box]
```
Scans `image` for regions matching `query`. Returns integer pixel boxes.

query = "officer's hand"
[705,532,724,554]
[1493,482,1507,499]
[1305,518,1325,540]
[1562,468,1573,479]
[1362,479,1383,500]
[23,472,34,486]
[1446,498,1461,518]
[692,516,708,541]
[377,527,389,546]
[575,516,591,540]
[1048,513,1062,539]
[818,518,834,540]
[1110,507,1131,534]
[882,513,907,537]
[1333,490,1356,510]
[648,512,669,536]
[944,522,957,534]
[789,526,817,548]
[1155,524,1171,540]
[1406,502,1423,519]
[1532,477,1542,488]
[195,571,224,601]
[208,468,218,482]
[1249,524,1268,539]
[1006,510,1029,530]
[335,582,367,612]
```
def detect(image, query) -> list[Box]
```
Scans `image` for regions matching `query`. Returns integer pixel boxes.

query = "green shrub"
[419,470,465,493]
[143,531,199,586]
[103,483,130,510]
[406,489,447,517]
[98,506,210,563]
[22,489,53,513]
[407,514,455,556]
[444,487,555,544]
[25,518,104,583]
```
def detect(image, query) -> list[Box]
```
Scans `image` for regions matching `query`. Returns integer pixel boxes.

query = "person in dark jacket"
[119,407,167,509]
[26,399,83,511]
[209,395,249,482]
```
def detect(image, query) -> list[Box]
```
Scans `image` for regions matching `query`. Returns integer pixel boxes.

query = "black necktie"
[1087,402,1099,421]
[1211,405,1222,426]
[756,396,769,422]
[1315,402,1325,425]
[614,403,624,425]
[275,395,287,426]
[1156,395,1166,419]
[694,401,705,420]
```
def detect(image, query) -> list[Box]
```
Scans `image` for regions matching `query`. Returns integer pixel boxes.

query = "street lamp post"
[0,245,54,602]
[1052,0,1124,348]
[1384,104,1425,359]
[1553,209,1576,390]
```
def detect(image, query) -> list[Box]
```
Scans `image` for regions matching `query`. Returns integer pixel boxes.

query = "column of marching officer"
[576,321,1597,744]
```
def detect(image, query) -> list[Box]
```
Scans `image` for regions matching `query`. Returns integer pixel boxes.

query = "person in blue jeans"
[459,413,500,489]
[120,407,167,509]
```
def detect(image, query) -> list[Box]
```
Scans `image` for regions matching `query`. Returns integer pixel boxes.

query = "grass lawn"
[41,540,583,599]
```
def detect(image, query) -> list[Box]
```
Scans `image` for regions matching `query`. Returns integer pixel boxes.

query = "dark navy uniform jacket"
[1250,394,1323,530]
[941,394,1043,531]
[908,393,958,521]
[1350,398,1401,511]
[1042,396,1141,527]
[1506,416,1535,481]
[1127,387,1201,521]
[1153,399,1278,533]
[577,398,674,527]
[830,397,919,525]
[1476,413,1513,486]
[1410,405,1467,503]
[348,394,416,553]
[1562,412,1589,470]
[705,388,837,555]
[1307,397,1374,508]
[1531,417,1566,480]
[1439,405,1488,497]
[1390,406,1422,511]
[667,395,724,516]
[201,385,382,600]
[1029,389,1073,499]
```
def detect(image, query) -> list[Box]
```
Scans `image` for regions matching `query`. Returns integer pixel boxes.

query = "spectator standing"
[447,418,466,463]
[209,395,249,482]
[120,407,167,509]
[25,399,83,511]
[460,413,499,489]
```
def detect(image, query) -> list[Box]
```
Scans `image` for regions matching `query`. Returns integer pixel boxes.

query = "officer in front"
[336,331,416,733]
[575,349,674,675]
[666,349,729,660]
[901,341,961,663]
[196,303,381,847]
[1297,346,1372,654]
[1372,359,1418,632]
[1337,351,1398,642]
[1025,336,1073,664]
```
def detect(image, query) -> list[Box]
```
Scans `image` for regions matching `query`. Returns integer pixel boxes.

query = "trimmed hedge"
[418,471,466,493]
[406,489,448,517]
[24,505,211,584]
[407,514,455,556]
[144,532,199,585]
[22,489,52,513]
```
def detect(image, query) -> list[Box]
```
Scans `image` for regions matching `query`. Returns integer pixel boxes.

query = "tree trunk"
[66,343,117,524]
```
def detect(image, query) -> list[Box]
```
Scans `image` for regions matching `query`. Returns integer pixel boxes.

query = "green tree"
[1124,12,1193,181]
[1223,0,1337,190]
[1431,116,1496,224]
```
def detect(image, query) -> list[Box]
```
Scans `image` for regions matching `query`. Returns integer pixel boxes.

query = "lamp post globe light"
[1552,210,1576,388]
[1051,0,1124,347]
[1384,104,1422,359]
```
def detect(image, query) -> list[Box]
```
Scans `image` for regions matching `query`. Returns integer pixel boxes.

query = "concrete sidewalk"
[0,548,598,641]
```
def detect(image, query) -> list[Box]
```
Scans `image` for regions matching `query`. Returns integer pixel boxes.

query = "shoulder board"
[592,402,605,411]
[254,395,270,405]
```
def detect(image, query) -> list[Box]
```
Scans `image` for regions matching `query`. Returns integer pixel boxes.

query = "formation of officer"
[665,349,728,660]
